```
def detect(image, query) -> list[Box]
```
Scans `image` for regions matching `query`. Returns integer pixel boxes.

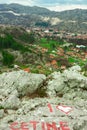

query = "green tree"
[28,32,35,43]
[0,34,28,52]
[2,51,14,66]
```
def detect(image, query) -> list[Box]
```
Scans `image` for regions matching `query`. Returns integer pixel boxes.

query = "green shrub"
[0,34,29,52]
[2,51,14,66]
[0,106,4,109]
[68,57,76,63]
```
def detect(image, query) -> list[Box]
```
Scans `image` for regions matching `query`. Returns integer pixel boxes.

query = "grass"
[39,38,58,50]
[68,56,86,67]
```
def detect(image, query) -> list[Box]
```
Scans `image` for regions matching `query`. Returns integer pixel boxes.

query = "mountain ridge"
[0,3,87,32]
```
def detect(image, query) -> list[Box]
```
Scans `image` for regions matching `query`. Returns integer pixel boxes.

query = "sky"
[0,0,87,11]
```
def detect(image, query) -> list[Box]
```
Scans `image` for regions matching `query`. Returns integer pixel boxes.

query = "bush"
[2,51,14,66]
[0,34,29,52]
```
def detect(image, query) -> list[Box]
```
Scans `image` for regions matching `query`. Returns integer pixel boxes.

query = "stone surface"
[0,66,87,130]
[0,109,4,118]
[0,97,87,130]
[0,70,46,96]
[45,66,87,99]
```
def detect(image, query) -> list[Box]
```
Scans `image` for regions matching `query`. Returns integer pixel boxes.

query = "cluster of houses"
[26,27,87,40]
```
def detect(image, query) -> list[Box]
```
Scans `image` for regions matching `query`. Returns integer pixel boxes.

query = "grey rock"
[0,66,87,130]
[0,70,46,97]
[2,94,20,109]
[0,109,4,118]
[46,66,87,98]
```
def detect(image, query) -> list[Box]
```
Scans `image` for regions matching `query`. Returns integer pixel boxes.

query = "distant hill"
[0,3,51,15]
[0,4,87,32]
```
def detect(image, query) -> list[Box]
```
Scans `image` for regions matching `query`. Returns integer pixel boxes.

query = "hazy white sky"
[0,0,87,11]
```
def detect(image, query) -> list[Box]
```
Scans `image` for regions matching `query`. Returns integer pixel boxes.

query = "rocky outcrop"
[0,70,46,109]
[0,70,46,96]
[0,97,87,130]
[45,65,87,99]
[0,66,87,130]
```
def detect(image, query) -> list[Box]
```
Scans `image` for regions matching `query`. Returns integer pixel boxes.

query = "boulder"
[0,70,46,96]
[46,66,87,99]
[0,70,46,109]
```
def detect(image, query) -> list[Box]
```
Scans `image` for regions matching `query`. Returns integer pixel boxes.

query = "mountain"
[0,4,87,32]
[0,3,51,15]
